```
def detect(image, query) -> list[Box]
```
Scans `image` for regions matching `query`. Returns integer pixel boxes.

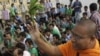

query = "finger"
[33,21,38,30]
[27,24,34,32]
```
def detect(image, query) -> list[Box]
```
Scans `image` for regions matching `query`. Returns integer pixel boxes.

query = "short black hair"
[53,34,60,40]
[56,3,60,8]
[84,6,88,8]
[3,32,11,37]
[26,20,32,26]
[61,31,66,35]
[56,3,60,6]
[83,12,87,16]
[66,27,71,31]
[19,32,26,38]
[15,42,25,51]
[20,2,23,4]
[25,39,33,45]
[11,3,14,6]
[5,27,11,32]
[49,23,54,27]
[89,3,97,11]
[25,15,30,18]
[24,27,29,33]
[15,26,21,30]
[65,5,67,7]
[44,29,51,33]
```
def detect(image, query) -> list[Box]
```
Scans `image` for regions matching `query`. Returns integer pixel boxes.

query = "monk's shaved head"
[76,19,97,37]
[71,19,97,50]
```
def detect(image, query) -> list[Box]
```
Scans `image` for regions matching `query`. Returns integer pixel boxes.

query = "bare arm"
[29,22,62,56]
[35,35,62,56]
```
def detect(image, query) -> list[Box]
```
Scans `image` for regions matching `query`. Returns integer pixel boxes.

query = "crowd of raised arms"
[0,0,100,56]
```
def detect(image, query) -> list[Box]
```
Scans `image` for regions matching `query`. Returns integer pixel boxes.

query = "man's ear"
[91,35,96,40]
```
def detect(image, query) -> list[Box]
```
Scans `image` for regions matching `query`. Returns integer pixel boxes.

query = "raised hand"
[27,21,40,41]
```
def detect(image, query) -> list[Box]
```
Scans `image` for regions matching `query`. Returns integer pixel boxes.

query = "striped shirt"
[90,11,100,39]
[2,10,9,20]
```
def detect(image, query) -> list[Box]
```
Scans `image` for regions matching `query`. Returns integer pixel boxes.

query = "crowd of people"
[0,0,99,56]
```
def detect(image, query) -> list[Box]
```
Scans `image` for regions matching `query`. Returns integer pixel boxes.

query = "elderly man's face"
[71,25,92,50]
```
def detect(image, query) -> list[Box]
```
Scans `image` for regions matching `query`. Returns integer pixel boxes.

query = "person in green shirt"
[68,20,75,30]
[66,5,73,16]
[25,39,38,56]
[4,32,12,48]
[65,5,68,15]
[10,3,16,18]
[10,24,16,39]
[49,23,61,39]
[0,29,3,43]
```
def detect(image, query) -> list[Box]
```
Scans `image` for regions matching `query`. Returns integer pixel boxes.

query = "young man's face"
[71,25,92,50]
[83,14,87,18]
[84,7,88,11]
[49,25,53,30]
[25,42,30,47]
[61,33,66,38]
[46,32,51,36]
[5,34,11,40]
[16,29,21,34]
[53,36,58,43]
[19,36,24,41]
[16,36,24,42]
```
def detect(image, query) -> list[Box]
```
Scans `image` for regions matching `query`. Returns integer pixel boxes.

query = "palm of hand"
[27,21,40,41]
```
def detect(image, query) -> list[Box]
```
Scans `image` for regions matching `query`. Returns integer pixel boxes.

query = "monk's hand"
[27,21,41,41]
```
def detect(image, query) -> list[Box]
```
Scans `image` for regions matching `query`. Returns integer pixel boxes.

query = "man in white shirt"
[44,0,52,12]
[44,29,53,44]
[19,2,26,23]
[2,5,10,21]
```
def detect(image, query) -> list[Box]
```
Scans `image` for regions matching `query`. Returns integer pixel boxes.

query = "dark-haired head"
[53,34,60,40]
[25,39,33,45]
[89,3,97,12]
[15,42,25,51]
[18,32,26,38]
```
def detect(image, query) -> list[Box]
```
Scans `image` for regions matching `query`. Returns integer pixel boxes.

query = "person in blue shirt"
[15,13,22,23]
[72,0,82,23]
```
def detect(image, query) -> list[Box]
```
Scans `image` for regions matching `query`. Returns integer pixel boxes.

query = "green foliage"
[29,0,49,43]
[29,0,43,15]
